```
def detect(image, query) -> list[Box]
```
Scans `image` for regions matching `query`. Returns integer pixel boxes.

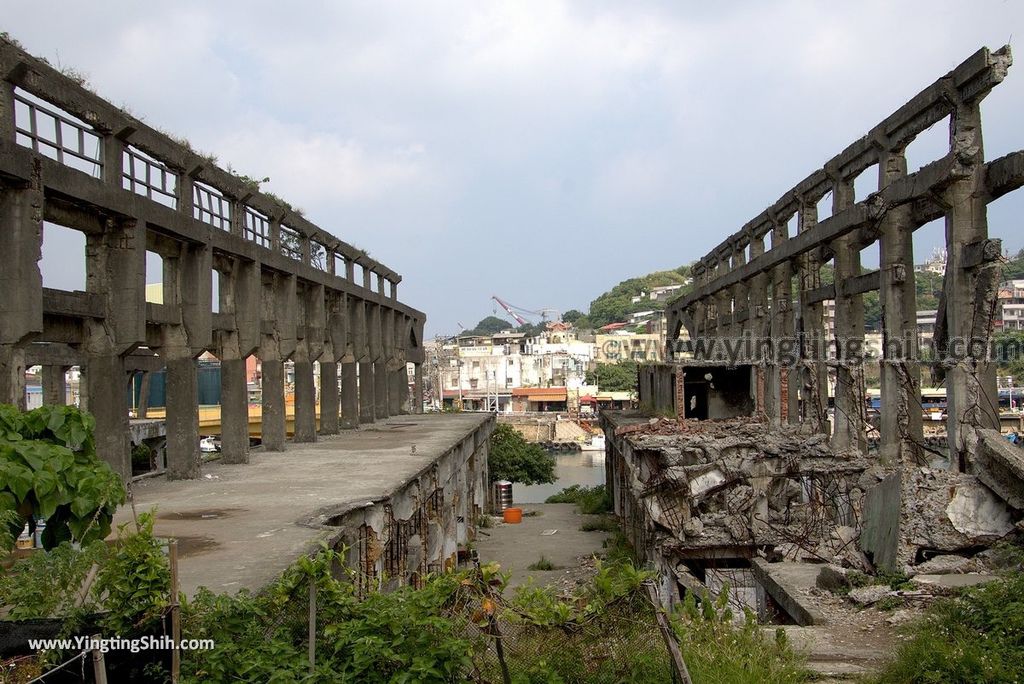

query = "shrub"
[868,570,1024,683]
[671,585,810,683]
[580,516,618,532]
[545,484,612,514]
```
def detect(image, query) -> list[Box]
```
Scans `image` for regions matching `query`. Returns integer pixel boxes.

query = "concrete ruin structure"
[0,37,428,482]
[607,46,1024,609]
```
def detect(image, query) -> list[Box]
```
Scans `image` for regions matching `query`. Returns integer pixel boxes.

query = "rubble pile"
[619,418,875,563]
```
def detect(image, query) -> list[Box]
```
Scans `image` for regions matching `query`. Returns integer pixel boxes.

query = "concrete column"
[261,359,286,451]
[768,221,796,424]
[797,201,828,433]
[830,176,868,453]
[220,358,249,464]
[413,363,424,414]
[165,357,200,480]
[42,365,67,405]
[0,180,44,408]
[373,360,389,420]
[293,360,317,442]
[319,361,340,435]
[389,365,405,415]
[944,101,1000,470]
[0,345,26,409]
[341,361,359,428]
[358,361,375,423]
[137,371,152,418]
[878,149,924,465]
[83,355,130,480]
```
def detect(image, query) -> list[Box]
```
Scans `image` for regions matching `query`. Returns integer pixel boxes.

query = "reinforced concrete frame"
[664,46,1024,470]
[0,38,427,480]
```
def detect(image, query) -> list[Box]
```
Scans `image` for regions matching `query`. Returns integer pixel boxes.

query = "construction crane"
[491,296,559,325]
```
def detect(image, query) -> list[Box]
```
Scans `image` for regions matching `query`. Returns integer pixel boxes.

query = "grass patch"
[580,516,618,533]
[527,555,559,571]
[868,569,1024,683]
[672,585,811,683]
[545,484,612,514]
[476,514,494,529]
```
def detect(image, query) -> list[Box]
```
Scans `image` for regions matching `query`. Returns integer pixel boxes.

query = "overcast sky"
[6,1,1024,336]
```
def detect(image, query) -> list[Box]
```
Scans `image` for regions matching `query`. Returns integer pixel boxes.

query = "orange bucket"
[503,507,523,524]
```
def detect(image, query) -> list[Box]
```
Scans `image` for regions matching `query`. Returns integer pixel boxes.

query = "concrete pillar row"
[341,361,359,429]
[358,361,375,423]
[220,358,250,464]
[319,361,340,435]
[165,357,201,480]
[261,359,286,451]
[293,360,317,442]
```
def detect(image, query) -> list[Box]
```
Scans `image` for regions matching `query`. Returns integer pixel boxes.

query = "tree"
[585,361,638,392]
[562,309,584,323]
[464,316,513,336]
[488,424,556,485]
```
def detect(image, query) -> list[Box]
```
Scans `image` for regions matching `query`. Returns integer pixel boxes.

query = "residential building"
[999,279,1024,332]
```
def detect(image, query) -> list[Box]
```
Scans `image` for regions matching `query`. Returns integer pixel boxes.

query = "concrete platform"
[113,414,490,596]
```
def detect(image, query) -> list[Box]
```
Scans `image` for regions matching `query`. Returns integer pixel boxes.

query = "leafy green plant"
[0,404,125,550]
[671,585,810,683]
[0,539,106,622]
[489,423,556,486]
[92,512,171,633]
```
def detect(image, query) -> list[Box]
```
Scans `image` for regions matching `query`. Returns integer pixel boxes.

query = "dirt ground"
[473,503,612,592]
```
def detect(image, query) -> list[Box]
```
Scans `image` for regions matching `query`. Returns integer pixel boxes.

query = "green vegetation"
[183,548,476,683]
[0,404,125,550]
[586,360,638,392]
[869,569,1024,683]
[489,423,556,486]
[580,516,618,532]
[0,511,170,635]
[586,265,693,328]
[545,484,613,514]
[527,555,558,571]
[671,585,810,684]
[463,315,514,336]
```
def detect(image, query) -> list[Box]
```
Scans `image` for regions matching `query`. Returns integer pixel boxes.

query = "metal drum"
[493,480,513,513]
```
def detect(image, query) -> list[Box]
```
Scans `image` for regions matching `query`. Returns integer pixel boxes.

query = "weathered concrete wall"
[312,416,494,591]
[0,37,430,481]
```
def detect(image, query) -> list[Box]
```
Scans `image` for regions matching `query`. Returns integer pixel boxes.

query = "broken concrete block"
[911,574,999,590]
[913,554,977,575]
[682,517,704,537]
[815,565,851,593]
[945,480,1015,540]
[974,429,1024,510]
[847,585,890,606]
